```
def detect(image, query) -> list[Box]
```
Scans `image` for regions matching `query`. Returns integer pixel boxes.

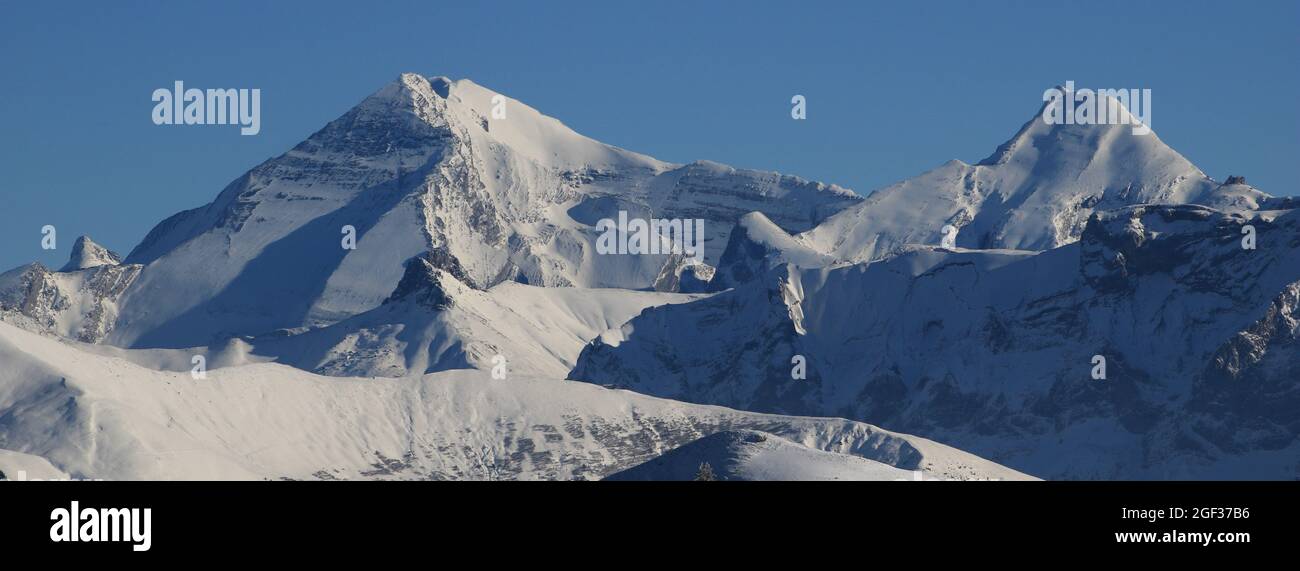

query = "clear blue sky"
[2,0,1297,271]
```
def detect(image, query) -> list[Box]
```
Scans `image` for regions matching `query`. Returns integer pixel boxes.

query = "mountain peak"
[389,72,453,99]
[60,236,121,272]
[799,85,1258,263]
[367,72,438,104]
[963,84,1220,209]
[980,84,1158,167]
[353,73,666,173]
[94,73,875,348]
[383,250,475,309]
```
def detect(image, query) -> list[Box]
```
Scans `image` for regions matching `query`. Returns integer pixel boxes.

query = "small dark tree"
[694,461,716,481]
[0,469,6,481]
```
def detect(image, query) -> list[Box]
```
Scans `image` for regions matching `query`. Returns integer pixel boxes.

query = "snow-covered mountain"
[2,75,1294,481]
[0,321,1028,481]
[839,96,1263,253]
[60,73,858,349]
[0,236,141,344]
[572,204,1300,479]
[759,91,1271,275]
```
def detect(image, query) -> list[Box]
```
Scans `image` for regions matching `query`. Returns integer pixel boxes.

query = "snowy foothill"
[0,321,1031,481]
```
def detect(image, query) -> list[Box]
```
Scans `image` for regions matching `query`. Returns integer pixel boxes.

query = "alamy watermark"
[49,500,151,552]
[152,81,260,135]
[1042,81,1151,135]
[595,211,705,263]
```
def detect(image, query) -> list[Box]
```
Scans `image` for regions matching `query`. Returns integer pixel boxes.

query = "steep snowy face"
[801,91,1270,264]
[100,73,858,348]
[572,205,1300,479]
[0,321,1025,481]
[708,211,839,292]
[571,262,821,411]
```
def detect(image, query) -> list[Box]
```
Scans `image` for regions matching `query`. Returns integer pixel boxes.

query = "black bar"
[2,481,1290,560]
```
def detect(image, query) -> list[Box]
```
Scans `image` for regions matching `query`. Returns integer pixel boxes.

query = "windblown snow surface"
[0,322,1029,481]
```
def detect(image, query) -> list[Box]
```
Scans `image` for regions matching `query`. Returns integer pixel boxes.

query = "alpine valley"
[1,74,1293,480]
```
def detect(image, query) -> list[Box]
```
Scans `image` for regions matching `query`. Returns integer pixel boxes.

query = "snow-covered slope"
[0,450,71,480]
[572,204,1300,479]
[800,90,1270,265]
[249,252,706,378]
[0,321,1027,481]
[91,73,857,349]
[606,430,919,481]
